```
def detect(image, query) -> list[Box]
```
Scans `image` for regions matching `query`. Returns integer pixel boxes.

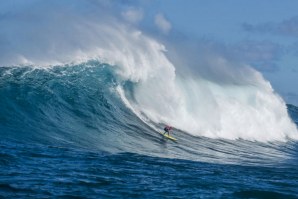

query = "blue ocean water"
[1,63,298,198]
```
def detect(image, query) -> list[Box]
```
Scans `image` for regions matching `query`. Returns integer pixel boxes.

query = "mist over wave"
[0,0,297,142]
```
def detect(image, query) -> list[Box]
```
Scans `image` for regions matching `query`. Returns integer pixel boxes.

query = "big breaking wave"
[0,0,297,142]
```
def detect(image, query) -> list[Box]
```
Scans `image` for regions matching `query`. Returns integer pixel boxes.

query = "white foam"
[108,31,298,142]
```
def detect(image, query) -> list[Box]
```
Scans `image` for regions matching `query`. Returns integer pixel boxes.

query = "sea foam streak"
[0,0,297,142]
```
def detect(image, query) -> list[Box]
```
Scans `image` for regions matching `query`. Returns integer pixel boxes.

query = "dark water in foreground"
[1,140,298,199]
[0,65,298,198]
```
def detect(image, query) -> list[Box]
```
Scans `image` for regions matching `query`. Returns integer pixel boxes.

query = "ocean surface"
[1,63,298,199]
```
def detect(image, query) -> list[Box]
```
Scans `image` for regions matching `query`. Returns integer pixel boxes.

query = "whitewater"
[1,0,298,198]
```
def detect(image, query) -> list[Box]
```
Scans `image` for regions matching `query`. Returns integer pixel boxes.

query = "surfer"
[163,125,172,136]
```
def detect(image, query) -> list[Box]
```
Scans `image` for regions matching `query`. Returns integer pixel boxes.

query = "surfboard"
[159,132,177,141]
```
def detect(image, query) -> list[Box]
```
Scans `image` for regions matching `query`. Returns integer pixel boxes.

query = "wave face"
[0,64,154,153]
